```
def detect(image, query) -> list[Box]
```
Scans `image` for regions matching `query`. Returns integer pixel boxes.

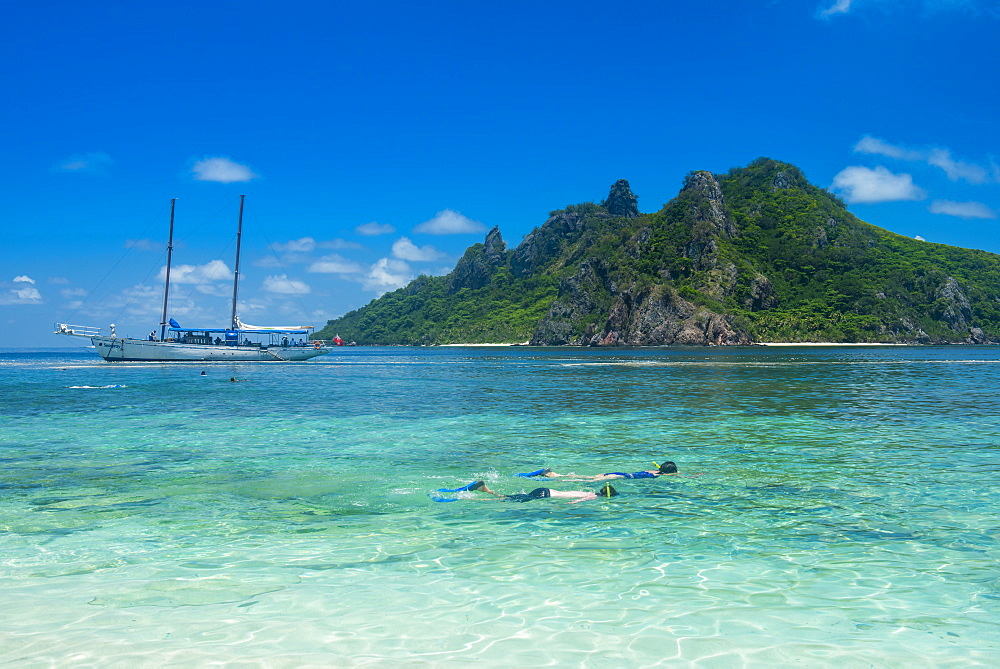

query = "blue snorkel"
[436,480,481,493]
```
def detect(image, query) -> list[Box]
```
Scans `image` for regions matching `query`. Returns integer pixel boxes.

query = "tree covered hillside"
[315,159,1000,345]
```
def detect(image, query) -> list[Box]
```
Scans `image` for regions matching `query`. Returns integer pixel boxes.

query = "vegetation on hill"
[319,271,557,345]
[315,158,1000,345]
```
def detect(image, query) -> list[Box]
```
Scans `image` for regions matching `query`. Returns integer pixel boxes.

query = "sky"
[2,0,998,347]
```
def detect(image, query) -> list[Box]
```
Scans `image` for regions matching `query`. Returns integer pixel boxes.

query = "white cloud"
[854,136,922,161]
[57,152,113,173]
[270,237,316,253]
[0,277,43,305]
[821,0,993,18]
[194,283,232,297]
[413,209,486,235]
[915,235,926,241]
[356,221,396,236]
[159,260,232,283]
[262,274,311,294]
[854,135,993,184]
[61,287,87,298]
[265,238,363,265]
[928,200,997,219]
[307,254,365,274]
[926,149,990,183]
[391,237,444,262]
[831,166,927,204]
[11,286,42,303]
[362,258,412,293]
[318,238,364,250]
[191,157,259,183]
[819,0,853,17]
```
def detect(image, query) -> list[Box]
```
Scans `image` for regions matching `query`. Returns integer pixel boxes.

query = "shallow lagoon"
[1,345,998,666]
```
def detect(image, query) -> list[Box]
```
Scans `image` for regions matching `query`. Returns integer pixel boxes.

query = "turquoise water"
[1,345,998,667]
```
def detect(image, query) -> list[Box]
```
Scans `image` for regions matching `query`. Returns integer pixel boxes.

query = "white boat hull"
[53,196,331,363]
[87,335,328,362]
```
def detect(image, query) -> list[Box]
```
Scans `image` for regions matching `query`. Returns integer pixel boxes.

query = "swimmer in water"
[524,461,678,481]
[465,480,618,504]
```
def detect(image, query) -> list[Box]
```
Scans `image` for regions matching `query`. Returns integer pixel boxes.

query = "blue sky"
[2,0,998,347]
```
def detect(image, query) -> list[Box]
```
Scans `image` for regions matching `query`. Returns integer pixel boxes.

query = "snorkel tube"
[516,468,551,478]
[437,480,482,493]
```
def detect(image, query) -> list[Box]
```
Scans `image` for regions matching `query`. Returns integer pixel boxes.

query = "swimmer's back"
[504,488,551,502]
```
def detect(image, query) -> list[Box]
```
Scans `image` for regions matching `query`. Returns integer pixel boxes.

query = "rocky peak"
[682,170,725,204]
[511,208,595,276]
[447,227,507,293]
[483,226,506,263]
[603,179,639,218]
[681,170,737,240]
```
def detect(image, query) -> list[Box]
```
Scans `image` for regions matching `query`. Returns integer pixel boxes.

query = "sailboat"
[55,196,329,362]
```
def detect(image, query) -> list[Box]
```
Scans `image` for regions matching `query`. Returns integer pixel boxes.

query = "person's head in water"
[598,483,619,498]
[658,461,678,474]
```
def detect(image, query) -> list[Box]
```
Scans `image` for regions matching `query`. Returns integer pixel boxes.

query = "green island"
[315,158,1000,346]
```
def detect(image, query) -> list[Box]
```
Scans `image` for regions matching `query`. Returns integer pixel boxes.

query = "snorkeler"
[434,480,618,504]
[518,461,678,481]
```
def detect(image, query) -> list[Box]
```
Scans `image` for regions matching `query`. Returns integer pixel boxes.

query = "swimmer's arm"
[567,493,598,504]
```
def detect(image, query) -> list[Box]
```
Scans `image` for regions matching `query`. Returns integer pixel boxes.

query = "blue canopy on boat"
[167,327,314,335]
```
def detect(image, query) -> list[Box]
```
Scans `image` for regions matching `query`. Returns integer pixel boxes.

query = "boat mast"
[230,194,245,331]
[158,198,177,341]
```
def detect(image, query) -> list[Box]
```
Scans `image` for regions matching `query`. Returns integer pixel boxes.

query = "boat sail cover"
[234,318,313,332]
[166,318,315,335]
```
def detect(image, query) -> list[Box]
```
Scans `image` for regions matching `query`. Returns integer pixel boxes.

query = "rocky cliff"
[447,226,508,292]
[316,159,1000,346]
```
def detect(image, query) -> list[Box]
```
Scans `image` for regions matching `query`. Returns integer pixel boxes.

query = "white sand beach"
[438,342,529,347]
[755,342,910,346]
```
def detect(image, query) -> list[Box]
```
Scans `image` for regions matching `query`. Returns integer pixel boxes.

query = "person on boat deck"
[148,331,156,341]
[528,461,679,481]
[465,480,618,503]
